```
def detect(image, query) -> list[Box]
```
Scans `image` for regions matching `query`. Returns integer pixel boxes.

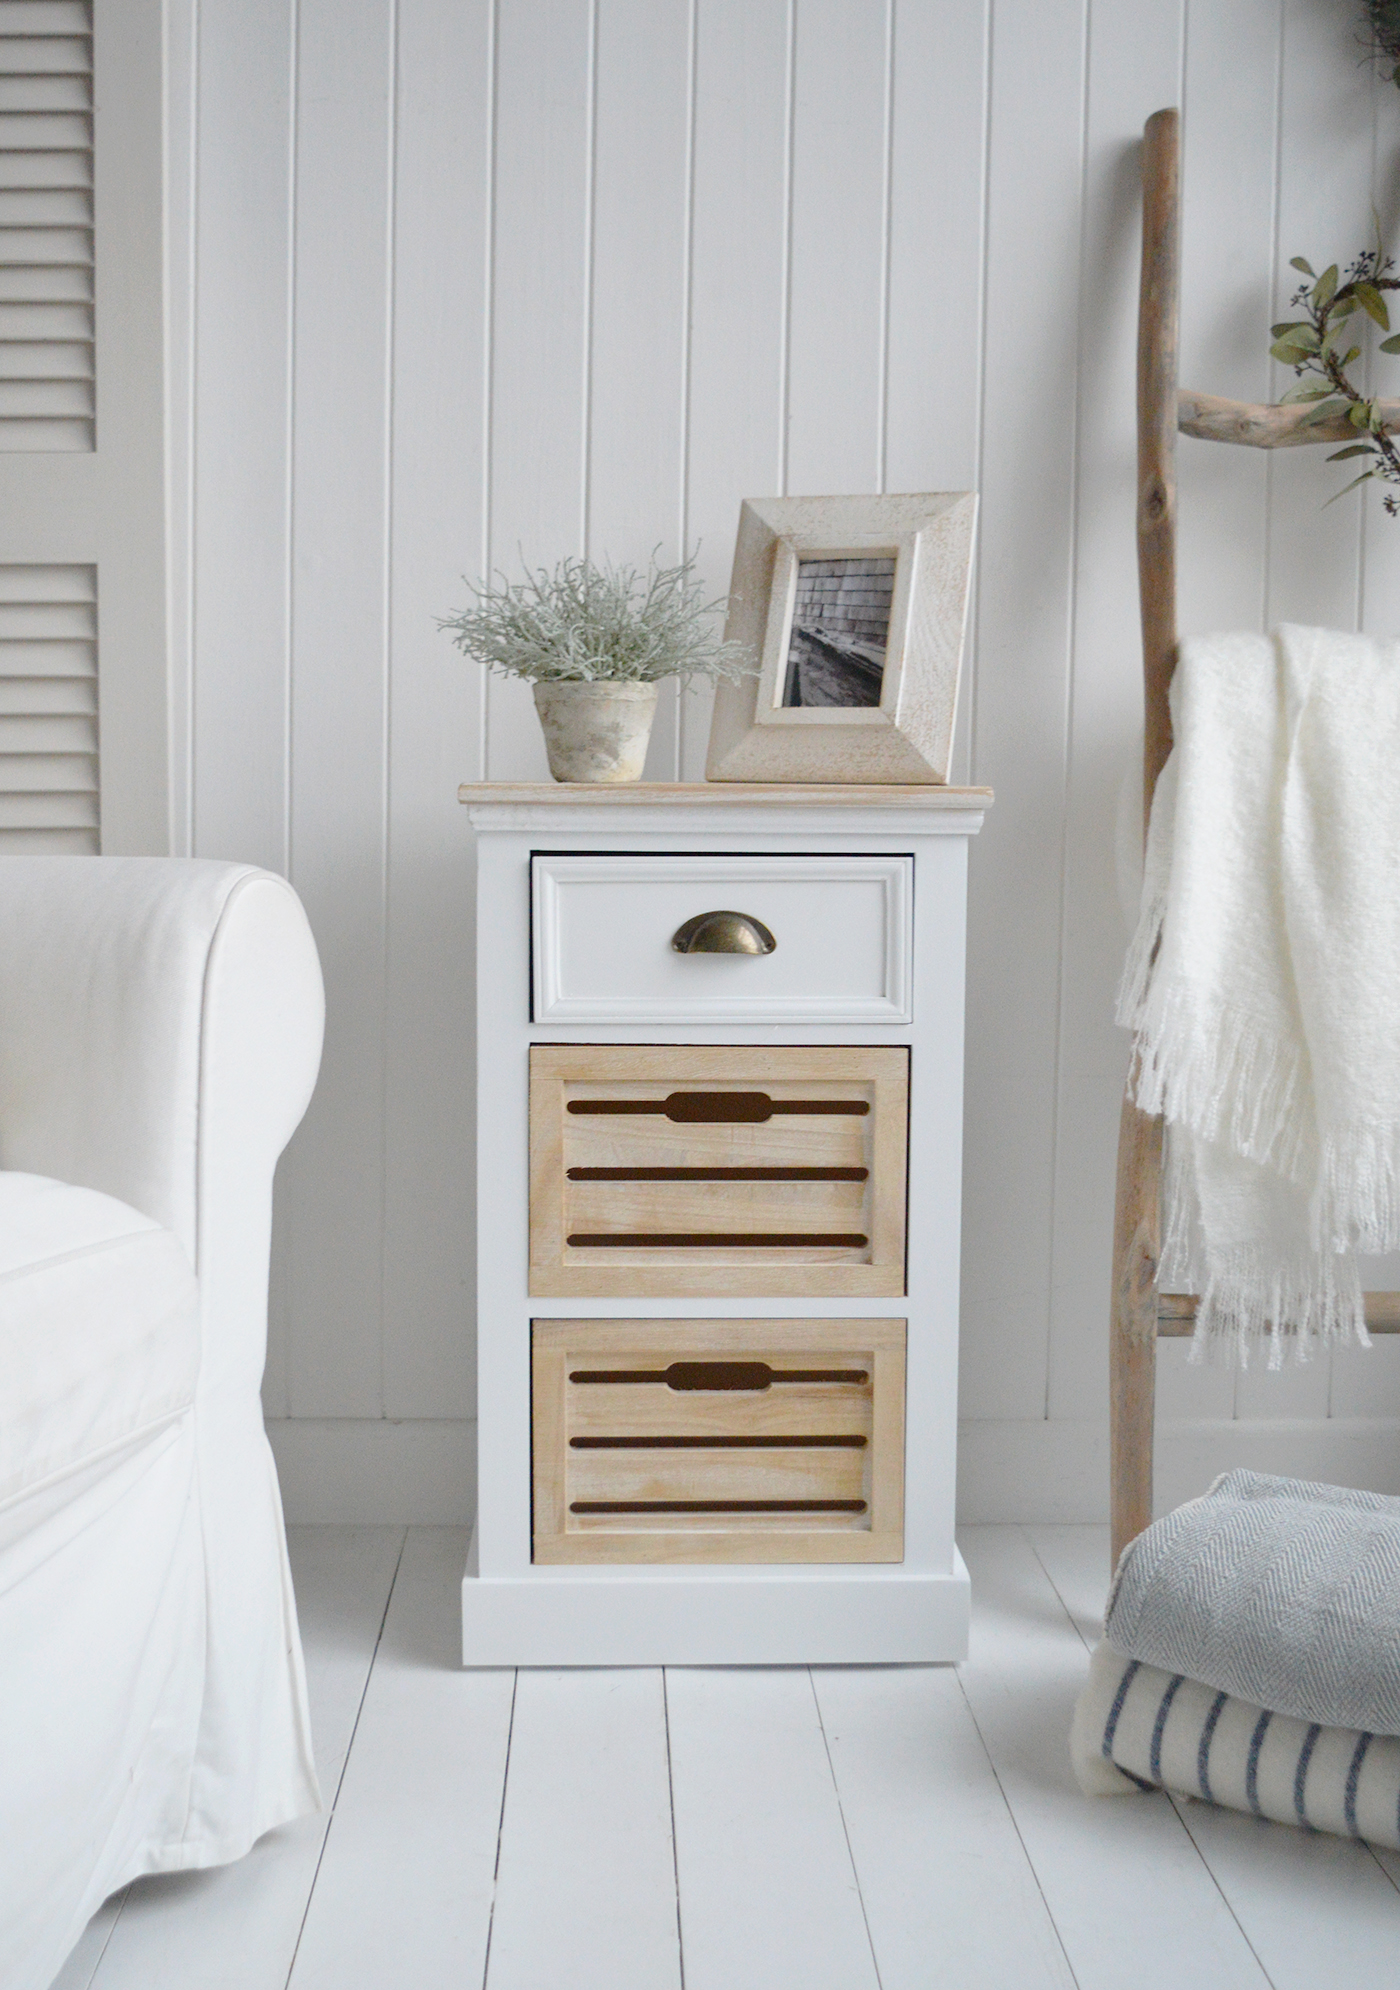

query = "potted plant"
[440,550,751,782]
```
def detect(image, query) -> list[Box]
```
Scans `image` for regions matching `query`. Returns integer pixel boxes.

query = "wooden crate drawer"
[531,1318,906,1564]
[531,854,913,1025]
[528,1044,908,1298]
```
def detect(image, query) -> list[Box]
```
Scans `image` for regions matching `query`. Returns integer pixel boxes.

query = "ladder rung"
[1158,1292,1400,1335]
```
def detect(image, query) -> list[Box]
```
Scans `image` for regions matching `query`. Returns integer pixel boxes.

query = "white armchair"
[0,859,325,1990]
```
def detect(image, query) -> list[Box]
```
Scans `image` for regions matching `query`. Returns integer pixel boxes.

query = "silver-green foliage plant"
[440,551,753,686]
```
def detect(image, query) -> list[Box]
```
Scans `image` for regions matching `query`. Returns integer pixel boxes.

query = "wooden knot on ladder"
[1139,477,1171,528]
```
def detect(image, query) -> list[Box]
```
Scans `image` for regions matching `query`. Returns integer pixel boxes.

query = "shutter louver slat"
[0,0,91,451]
[0,561,98,850]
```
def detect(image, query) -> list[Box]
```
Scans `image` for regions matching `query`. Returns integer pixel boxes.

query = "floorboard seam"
[1021,1527,1101,1656]
[1019,1528,1278,1989]
[948,1661,1083,1990]
[281,1525,410,1990]
[1366,1846,1400,1898]
[477,1667,519,1990]
[1164,1796,1280,1989]
[808,1666,884,1990]
[660,1670,687,1990]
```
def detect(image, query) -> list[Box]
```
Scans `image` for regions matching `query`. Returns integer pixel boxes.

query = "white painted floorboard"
[51,1523,1400,1990]
[813,1662,1074,1990]
[284,1529,514,1990]
[665,1666,880,1990]
[484,1669,682,1990]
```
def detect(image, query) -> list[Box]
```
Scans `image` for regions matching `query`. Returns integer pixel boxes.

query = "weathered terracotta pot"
[532,679,658,782]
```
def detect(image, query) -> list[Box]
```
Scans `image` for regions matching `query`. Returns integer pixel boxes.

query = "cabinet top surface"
[458,781,993,810]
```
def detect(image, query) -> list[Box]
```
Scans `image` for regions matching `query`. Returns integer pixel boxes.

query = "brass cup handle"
[670,910,777,955]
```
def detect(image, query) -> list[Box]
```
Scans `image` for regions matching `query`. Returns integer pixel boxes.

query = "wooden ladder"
[1109,107,1400,1569]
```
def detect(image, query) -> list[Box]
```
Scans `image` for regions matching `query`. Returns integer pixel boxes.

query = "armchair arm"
[0,859,323,1271]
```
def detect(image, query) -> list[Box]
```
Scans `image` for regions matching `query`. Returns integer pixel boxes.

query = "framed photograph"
[705,492,976,783]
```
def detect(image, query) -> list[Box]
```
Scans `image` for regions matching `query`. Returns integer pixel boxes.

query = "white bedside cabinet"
[458,781,989,1666]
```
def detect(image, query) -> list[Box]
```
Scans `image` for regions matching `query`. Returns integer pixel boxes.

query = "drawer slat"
[532,1318,904,1564]
[530,1045,908,1299]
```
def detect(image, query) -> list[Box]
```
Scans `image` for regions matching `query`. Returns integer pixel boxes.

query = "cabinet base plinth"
[460,1551,969,1667]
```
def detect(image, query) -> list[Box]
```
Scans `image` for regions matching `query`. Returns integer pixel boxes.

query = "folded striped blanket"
[1072,1640,1400,1849]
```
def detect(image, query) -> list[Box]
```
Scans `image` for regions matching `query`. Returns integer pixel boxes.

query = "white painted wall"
[175,0,1400,1524]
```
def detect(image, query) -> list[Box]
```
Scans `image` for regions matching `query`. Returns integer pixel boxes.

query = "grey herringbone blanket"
[1105,1471,1400,1736]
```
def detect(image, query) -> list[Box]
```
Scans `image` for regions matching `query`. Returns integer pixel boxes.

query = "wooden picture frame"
[705,492,977,784]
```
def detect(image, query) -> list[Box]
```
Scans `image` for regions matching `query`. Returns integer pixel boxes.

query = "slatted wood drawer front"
[532,1318,906,1564]
[528,1044,909,1297]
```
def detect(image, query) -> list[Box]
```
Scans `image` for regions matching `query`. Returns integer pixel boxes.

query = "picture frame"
[705,492,977,784]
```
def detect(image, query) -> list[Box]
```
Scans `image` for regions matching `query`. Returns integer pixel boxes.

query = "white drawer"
[531,854,912,1025]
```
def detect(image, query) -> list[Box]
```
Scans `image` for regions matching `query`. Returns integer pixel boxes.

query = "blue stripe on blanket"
[1198,1690,1228,1802]
[1294,1724,1322,1830]
[1246,1709,1272,1816]
[1151,1674,1185,1784]
[1102,1657,1141,1758]
[1345,1732,1372,1837]
[1288,1727,1320,1830]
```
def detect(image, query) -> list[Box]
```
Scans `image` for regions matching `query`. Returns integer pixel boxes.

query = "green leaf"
[1272,325,1320,355]
[1357,281,1392,329]
[1351,400,1372,426]
[1342,347,1362,369]
[1280,379,1333,403]
[1298,396,1350,423]
[1326,444,1374,461]
[1323,470,1375,505]
[1380,333,1400,354]
[1272,320,1309,338]
[1329,293,1359,320]
[1313,264,1339,308]
[1270,339,1315,365]
[1290,256,1316,276]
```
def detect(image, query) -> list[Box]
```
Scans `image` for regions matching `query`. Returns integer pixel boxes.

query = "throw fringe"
[1190,1256,1368,1371]
[1317,1120,1400,1256]
[1121,970,1312,1189]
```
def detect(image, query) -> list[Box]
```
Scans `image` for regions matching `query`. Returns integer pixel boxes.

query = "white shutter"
[0,561,97,849]
[0,0,171,856]
[0,1,94,452]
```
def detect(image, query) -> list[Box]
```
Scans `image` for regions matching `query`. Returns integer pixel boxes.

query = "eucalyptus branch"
[1268,247,1400,514]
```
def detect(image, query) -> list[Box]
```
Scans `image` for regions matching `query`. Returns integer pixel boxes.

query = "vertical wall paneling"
[282,0,396,1419]
[190,0,295,876]
[178,0,1400,1519]
[1233,0,1374,1427]
[586,0,690,781]
[1350,74,1400,1428]
[784,0,888,496]
[379,0,491,1419]
[1153,0,1280,1430]
[882,0,988,499]
[484,0,593,781]
[679,0,790,781]
[884,0,990,793]
[959,0,1086,1426]
[1043,1,1184,1431]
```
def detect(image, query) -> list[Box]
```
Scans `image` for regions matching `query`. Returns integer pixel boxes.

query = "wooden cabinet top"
[459,781,992,810]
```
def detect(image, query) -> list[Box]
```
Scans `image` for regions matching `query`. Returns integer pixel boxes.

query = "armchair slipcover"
[0,859,324,1990]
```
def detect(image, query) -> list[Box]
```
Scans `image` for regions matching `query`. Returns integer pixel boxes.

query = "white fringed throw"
[1119,624,1400,1367]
